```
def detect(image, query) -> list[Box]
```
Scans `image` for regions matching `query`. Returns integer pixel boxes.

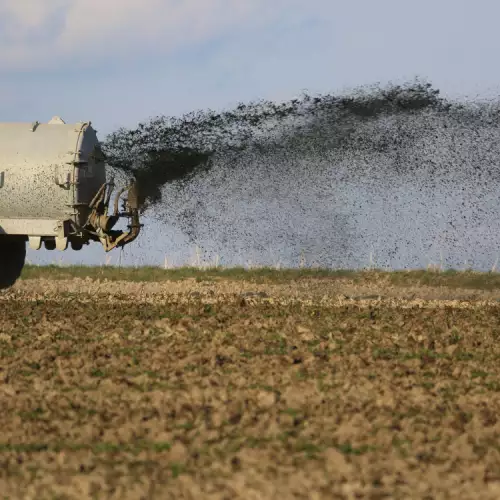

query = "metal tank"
[0,117,141,289]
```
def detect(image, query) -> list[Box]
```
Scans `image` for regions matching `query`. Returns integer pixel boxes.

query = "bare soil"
[1,272,500,499]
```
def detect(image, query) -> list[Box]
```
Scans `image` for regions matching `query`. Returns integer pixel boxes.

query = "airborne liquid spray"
[101,80,500,269]
[102,81,448,208]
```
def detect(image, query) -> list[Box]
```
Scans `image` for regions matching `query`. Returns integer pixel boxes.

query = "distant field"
[1,267,500,498]
[19,264,500,290]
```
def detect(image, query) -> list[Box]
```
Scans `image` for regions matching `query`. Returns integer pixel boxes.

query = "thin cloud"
[0,0,318,71]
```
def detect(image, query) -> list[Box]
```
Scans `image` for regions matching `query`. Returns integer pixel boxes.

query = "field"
[2,266,500,499]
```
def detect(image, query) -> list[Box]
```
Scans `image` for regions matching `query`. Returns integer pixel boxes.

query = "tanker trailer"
[0,116,141,289]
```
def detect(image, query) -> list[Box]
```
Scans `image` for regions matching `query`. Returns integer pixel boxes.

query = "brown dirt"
[1,275,500,499]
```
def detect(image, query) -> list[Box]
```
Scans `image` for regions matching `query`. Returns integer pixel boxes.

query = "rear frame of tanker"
[0,116,141,289]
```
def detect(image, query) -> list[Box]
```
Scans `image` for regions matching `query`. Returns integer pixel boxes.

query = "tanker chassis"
[0,117,141,289]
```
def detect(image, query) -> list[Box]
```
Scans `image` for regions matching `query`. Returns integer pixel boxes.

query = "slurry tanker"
[0,117,141,289]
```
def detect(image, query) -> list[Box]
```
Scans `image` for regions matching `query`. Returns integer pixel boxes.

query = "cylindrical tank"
[0,117,106,227]
[0,117,141,289]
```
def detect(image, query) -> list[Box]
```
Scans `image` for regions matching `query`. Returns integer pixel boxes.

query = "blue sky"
[2,0,500,135]
[1,0,500,267]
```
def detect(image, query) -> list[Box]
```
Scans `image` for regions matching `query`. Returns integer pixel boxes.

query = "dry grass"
[1,269,500,498]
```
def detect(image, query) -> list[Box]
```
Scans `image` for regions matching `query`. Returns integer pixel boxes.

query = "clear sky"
[1,0,499,268]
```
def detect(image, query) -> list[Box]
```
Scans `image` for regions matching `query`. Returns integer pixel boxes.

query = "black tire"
[0,237,26,290]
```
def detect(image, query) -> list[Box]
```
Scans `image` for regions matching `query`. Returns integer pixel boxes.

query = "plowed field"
[2,269,500,499]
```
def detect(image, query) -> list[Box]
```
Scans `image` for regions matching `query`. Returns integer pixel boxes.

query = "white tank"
[0,117,141,290]
[0,117,105,230]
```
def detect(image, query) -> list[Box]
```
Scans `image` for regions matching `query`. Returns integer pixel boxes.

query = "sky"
[2,0,500,134]
[1,0,500,268]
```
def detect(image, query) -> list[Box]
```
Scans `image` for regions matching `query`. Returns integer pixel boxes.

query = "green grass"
[20,264,356,283]
[18,264,500,289]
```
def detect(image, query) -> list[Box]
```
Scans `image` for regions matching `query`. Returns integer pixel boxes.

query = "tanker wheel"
[0,237,26,290]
